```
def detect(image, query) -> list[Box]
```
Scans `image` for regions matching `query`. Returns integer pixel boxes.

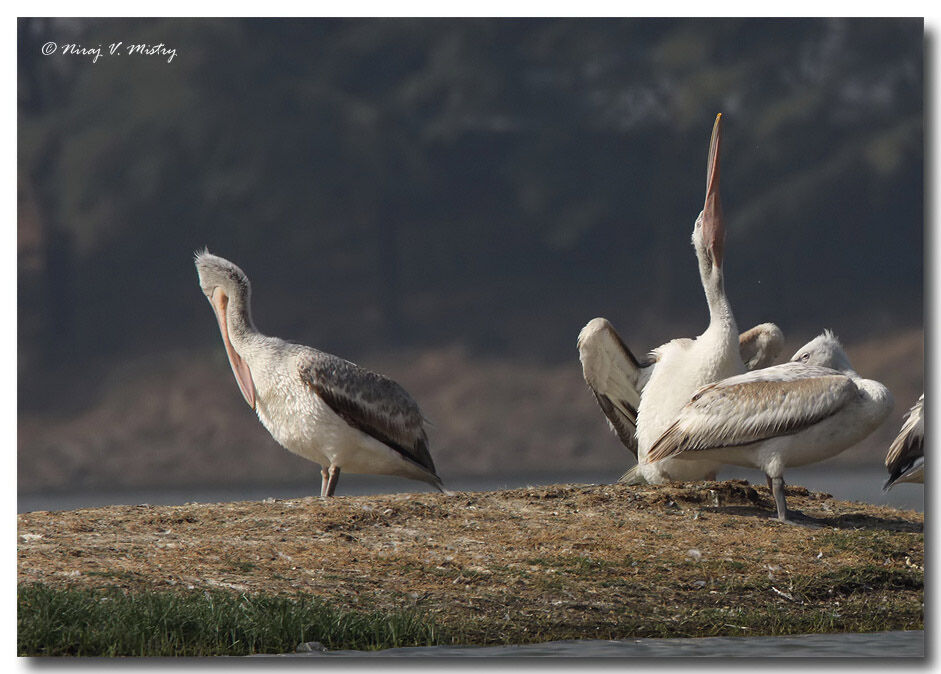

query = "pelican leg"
[769,475,817,527]
[320,468,329,498]
[324,465,341,498]
[770,476,788,521]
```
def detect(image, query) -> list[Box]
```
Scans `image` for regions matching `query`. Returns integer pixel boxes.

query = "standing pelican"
[580,114,783,485]
[195,250,444,497]
[578,319,783,461]
[884,394,924,490]
[646,331,893,523]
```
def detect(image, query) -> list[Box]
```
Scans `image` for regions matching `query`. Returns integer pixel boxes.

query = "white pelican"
[195,250,444,497]
[578,319,783,465]
[884,394,924,490]
[580,114,783,485]
[646,331,894,523]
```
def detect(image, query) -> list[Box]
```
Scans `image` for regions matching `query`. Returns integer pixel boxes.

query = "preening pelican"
[580,114,783,485]
[195,251,444,497]
[578,319,783,457]
[646,331,893,523]
[884,394,924,490]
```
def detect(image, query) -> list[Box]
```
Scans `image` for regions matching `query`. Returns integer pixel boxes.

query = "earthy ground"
[18,480,924,644]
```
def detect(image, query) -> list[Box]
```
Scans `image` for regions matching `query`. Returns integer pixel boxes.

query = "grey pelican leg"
[769,475,817,527]
[320,468,329,498]
[770,476,788,521]
[324,465,341,498]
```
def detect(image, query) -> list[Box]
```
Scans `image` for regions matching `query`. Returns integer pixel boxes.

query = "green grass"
[17,561,924,654]
[792,565,923,600]
[817,530,923,559]
[18,583,444,656]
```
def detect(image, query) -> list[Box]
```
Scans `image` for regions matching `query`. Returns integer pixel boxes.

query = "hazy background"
[18,18,924,508]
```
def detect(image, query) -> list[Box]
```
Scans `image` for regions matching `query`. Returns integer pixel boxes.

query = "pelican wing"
[738,322,785,370]
[885,394,924,488]
[647,364,857,462]
[298,351,438,476]
[577,318,652,456]
[578,318,786,456]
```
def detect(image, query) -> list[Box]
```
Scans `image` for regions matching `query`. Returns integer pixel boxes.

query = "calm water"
[282,630,924,657]
[18,465,923,513]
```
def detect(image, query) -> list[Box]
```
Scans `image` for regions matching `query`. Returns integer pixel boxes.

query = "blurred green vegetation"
[18,583,442,656]
[18,18,922,384]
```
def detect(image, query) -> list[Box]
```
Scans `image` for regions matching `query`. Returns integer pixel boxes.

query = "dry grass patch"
[19,480,923,646]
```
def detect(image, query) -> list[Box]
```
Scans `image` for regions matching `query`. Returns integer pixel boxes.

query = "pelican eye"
[799,352,810,363]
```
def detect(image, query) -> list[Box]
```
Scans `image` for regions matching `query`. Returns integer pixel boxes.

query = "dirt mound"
[18,481,923,643]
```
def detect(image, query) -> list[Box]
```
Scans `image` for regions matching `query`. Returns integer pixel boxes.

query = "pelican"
[884,394,924,490]
[646,331,894,523]
[578,319,783,465]
[579,114,783,485]
[194,250,444,497]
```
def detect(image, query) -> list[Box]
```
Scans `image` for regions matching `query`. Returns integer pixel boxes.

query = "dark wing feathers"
[885,395,924,487]
[592,390,638,451]
[298,352,438,477]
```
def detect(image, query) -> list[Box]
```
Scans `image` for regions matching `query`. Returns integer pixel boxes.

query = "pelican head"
[194,249,257,409]
[789,330,856,374]
[195,249,252,305]
[693,113,725,271]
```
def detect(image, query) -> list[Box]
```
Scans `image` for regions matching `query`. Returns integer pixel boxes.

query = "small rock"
[686,548,702,562]
[296,641,327,653]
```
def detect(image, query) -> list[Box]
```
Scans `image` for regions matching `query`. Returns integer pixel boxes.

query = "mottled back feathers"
[647,364,858,462]
[298,351,438,477]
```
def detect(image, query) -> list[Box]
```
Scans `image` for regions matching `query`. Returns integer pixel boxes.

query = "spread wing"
[647,363,857,463]
[885,394,924,488]
[577,318,653,456]
[738,322,785,370]
[298,350,438,477]
[578,319,786,457]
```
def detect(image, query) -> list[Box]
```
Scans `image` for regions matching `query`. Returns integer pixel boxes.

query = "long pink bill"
[211,287,256,410]
[702,112,725,268]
